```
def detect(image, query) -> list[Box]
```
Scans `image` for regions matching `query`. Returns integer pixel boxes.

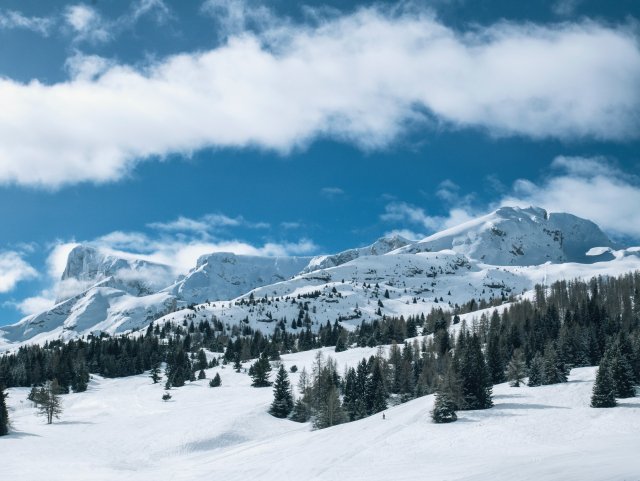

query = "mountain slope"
[0,206,635,347]
[302,234,411,273]
[58,245,174,300]
[395,206,614,265]
[3,353,639,481]
[166,252,312,304]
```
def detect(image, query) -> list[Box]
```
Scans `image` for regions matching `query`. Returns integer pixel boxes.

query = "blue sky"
[0,0,639,325]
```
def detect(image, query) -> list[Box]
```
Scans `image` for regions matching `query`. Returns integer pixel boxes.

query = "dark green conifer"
[269,365,294,418]
[591,358,616,408]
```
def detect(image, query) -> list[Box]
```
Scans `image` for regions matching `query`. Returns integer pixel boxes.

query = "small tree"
[209,373,221,387]
[162,392,172,402]
[507,349,526,387]
[198,369,206,380]
[431,389,457,423]
[0,383,9,436]
[269,365,294,418]
[34,379,63,424]
[250,353,272,387]
[591,358,616,408]
[150,364,162,384]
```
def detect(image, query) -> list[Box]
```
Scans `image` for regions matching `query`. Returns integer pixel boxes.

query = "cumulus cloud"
[0,6,638,187]
[0,251,38,293]
[382,156,640,242]
[64,4,111,43]
[382,202,476,234]
[12,295,55,317]
[501,156,640,239]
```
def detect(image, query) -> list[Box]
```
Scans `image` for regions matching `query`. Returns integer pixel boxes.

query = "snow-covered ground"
[4,348,639,481]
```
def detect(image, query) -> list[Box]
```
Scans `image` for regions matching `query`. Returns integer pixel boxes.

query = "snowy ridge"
[394,206,614,265]
[0,206,637,348]
[166,252,312,304]
[302,234,412,273]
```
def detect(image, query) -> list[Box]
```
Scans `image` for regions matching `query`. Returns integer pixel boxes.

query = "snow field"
[3,345,639,481]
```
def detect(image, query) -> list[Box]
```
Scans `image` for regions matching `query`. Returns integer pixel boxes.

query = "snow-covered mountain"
[302,234,412,273]
[1,206,636,348]
[58,245,174,300]
[165,252,313,304]
[395,206,615,265]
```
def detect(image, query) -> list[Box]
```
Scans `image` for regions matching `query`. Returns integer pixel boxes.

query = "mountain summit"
[395,206,614,265]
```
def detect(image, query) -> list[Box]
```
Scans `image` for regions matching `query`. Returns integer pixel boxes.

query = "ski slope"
[3,348,639,481]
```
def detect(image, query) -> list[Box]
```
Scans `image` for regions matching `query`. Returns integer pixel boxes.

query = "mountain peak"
[395,205,614,265]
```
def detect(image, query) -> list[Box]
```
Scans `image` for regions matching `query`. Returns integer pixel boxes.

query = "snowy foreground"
[3,348,640,481]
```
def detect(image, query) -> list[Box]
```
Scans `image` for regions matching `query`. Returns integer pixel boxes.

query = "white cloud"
[383,228,424,241]
[320,187,345,199]
[0,10,54,35]
[148,213,269,234]
[381,201,476,233]
[64,4,111,43]
[13,295,55,316]
[63,1,171,44]
[0,251,38,293]
[0,7,638,187]
[200,0,276,39]
[500,156,640,239]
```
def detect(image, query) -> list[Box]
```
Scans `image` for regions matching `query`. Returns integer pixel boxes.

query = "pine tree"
[150,364,162,384]
[457,334,493,410]
[34,379,63,424]
[528,353,544,387]
[431,389,457,423]
[269,365,294,418]
[542,343,568,385]
[609,346,636,399]
[506,349,526,387]
[313,385,345,429]
[209,373,221,387]
[591,358,616,408]
[366,359,388,414]
[291,398,311,422]
[0,382,9,436]
[250,353,272,387]
[198,369,206,380]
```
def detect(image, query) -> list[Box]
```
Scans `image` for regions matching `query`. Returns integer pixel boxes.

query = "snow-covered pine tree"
[507,349,526,387]
[269,365,294,418]
[591,357,616,408]
[431,389,457,423]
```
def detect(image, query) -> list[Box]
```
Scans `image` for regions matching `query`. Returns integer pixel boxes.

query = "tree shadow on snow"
[616,402,640,408]
[492,402,569,410]
[493,393,526,399]
[7,429,41,438]
[55,420,95,425]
